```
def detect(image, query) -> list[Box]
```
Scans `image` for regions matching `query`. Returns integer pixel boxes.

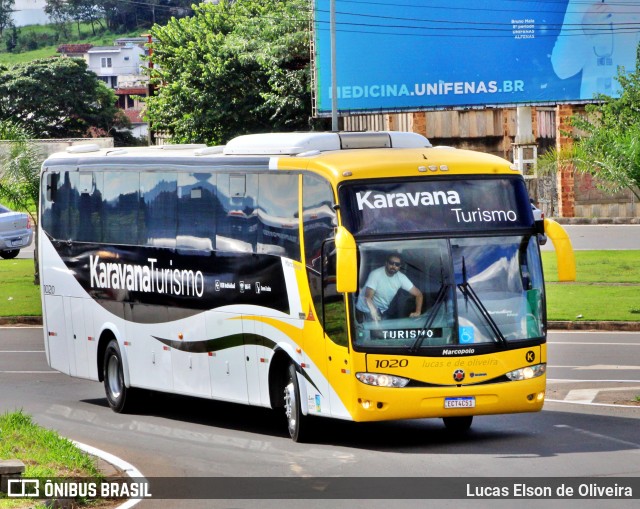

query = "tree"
[0,120,40,223]
[0,57,131,139]
[44,0,73,39]
[99,0,194,33]
[539,49,640,201]
[0,119,43,282]
[0,0,15,37]
[145,0,312,145]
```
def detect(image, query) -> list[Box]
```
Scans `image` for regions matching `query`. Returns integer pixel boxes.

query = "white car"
[0,203,34,259]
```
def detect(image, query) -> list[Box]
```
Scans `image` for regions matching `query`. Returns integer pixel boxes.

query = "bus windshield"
[351,235,545,352]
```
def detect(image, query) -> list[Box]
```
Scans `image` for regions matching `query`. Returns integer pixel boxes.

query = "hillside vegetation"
[0,22,146,65]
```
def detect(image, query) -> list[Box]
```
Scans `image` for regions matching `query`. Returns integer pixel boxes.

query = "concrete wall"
[0,138,114,161]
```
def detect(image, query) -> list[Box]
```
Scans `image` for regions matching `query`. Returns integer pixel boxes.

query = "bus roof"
[276,145,518,182]
[42,132,519,182]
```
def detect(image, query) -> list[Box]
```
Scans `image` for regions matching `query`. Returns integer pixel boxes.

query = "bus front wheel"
[442,416,473,432]
[103,339,136,413]
[283,363,311,442]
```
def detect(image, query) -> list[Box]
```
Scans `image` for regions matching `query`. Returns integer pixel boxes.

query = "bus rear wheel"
[103,339,136,413]
[442,416,473,432]
[283,363,311,442]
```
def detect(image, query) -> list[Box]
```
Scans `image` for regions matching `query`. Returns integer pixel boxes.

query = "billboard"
[313,0,640,114]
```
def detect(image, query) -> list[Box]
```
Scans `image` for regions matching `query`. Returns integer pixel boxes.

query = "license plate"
[444,397,476,409]
[11,239,25,247]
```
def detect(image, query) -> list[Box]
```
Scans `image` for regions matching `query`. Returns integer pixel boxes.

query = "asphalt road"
[1,327,638,508]
[541,224,640,251]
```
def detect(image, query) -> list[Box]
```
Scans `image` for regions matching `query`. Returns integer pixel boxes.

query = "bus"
[39,131,563,442]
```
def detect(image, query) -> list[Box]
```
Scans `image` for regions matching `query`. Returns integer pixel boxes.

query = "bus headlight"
[505,363,546,381]
[356,372,410,388]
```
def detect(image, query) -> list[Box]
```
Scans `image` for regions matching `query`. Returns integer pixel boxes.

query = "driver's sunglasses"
[387,260,401,267]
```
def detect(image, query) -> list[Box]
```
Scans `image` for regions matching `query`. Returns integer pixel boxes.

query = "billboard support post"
[330,0,338,131]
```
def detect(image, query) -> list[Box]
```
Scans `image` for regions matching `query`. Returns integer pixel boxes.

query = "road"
[541,224,640,251]
[1,327,638,508]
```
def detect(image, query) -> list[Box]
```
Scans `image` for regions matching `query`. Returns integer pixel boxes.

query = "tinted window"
[303,174,336,322]
[216,173,258,253]
[303,174,335,270]
[257,174,300,261]
[141,172,177,248]
[42,171,82,241]
[103,172,140,245]
[341,177,534,236]
[76,171,104,242]
[177,173,218,251]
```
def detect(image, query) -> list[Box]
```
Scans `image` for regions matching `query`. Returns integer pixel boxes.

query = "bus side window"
[178,173,217,251]
[303,174,336,325]
[322,241,348,347]
[103,172,141,245]
[76,171,103,242]
[141,172,177,248]
[217,173,258,253]
[258,174,300,261]
[44,171,73,241]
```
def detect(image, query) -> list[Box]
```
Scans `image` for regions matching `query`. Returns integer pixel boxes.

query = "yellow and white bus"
[39,132,556,442]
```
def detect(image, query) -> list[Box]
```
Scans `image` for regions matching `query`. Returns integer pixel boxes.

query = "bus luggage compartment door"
[43,295,70,375]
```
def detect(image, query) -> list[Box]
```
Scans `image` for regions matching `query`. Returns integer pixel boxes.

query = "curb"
[548,321,640,332]
[0,316,42,326]
[551,217,640,225]
[72,441,145,509]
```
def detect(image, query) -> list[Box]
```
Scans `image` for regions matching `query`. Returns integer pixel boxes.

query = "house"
[56,44,93,60]
[115,79,149,140]
[87,44,146,89]
[56,42,150,142]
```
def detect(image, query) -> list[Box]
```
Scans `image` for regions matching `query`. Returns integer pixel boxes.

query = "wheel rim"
[284,381,297,436]
[106,354,122,400]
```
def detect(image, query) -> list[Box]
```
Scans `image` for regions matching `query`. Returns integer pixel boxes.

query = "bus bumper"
[349,376,546,422]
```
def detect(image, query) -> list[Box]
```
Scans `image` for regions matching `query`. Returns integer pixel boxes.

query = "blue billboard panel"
[314,0,640,114]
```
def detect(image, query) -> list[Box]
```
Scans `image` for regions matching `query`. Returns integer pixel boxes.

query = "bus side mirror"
[334,226,357,293]
[45,172,58,202]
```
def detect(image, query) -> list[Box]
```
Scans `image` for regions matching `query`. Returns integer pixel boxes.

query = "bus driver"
[356,253,423,322]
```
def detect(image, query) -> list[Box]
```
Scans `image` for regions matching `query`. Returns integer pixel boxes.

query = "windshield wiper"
[410,282,450,352]
[458,257,507,347]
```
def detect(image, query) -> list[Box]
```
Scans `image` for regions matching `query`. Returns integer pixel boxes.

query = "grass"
[0,411,107,508]
[0,259,41,317]
[541,250,640,283]
[0,411,101,478]
[542,250,640,322]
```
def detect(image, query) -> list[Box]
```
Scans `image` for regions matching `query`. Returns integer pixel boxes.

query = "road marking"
[564,386,640,404]
[548,378,640,384]
[73,441,145,509]
[549,342,640,346]
[0,350,45,353]
[564,389,599,403]
[549,365,640,370]
[550,330,640,335]
[554,424,640,449]
[0,371,58,374]
[574,364,640,370]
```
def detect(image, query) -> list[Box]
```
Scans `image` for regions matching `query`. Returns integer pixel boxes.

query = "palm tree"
[0,119,44,283]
